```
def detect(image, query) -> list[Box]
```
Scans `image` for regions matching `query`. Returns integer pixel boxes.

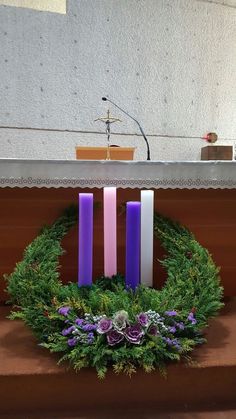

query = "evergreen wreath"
[5,206,223,379]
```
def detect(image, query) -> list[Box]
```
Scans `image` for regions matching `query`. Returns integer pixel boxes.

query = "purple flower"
[87,332,95,344]
[148,325,159,336]
[113,310,128,330]
[163,337,173,346]
[58,306,70,316]
[62,326,75,336]
[188,312,197,325]
[124,324,144,345]
[169,326,177,334]
[97,317,113,334]
[137,312,149,327]
[176,322,185,330]
[82,323,97,332]
[67,337,77,347]
[165,310,177,317]
[75,318,84,327]
[163,337,181,351]
[107,330,124,346]
[172,339,181,351]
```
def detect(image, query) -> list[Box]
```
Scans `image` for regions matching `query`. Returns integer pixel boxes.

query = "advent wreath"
[5,206,223,378]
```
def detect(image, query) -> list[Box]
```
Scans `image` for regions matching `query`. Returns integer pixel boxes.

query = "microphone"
[102,97,151,160]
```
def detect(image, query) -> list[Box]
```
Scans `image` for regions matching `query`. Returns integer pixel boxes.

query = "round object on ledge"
[203,132,218,143]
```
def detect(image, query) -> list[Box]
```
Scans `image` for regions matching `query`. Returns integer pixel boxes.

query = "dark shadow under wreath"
[5,206,223,378]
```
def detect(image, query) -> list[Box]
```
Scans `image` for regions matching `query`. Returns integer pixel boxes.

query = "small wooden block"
[201,145,233,160]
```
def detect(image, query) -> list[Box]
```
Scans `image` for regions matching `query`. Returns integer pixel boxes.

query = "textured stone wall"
[0,0,235,160]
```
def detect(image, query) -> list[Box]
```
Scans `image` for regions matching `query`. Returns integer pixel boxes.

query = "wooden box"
[75,146,135,160]
[201,145,233,160]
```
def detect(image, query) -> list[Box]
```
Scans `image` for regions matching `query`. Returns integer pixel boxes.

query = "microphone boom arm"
[102,97,151,160]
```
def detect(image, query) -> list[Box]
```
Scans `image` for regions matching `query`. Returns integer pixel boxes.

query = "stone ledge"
[1,159,236,189]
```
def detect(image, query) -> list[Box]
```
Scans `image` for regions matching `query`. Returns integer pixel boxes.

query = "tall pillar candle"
[125,201,141,291]
[141,190,154,287]
[78,193,93,287]
[104,187,117,277]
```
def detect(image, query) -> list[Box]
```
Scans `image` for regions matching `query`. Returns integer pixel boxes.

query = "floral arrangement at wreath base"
[4,206,223,378]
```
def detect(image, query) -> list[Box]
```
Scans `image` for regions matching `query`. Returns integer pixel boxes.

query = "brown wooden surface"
[0,187,236,301]
[75,146,135,160]
[201,145,233,160]
[1,301,236,414]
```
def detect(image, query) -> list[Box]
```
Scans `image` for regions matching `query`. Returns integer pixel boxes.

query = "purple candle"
[125,201,141,291]
[78,193,93,287]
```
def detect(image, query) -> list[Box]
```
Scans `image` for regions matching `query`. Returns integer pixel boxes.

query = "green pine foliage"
[4,206,223,378]
[154,213,223,323]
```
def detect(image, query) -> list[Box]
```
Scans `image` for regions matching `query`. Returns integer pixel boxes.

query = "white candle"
[141,190,154,287]
[104,187,117,277]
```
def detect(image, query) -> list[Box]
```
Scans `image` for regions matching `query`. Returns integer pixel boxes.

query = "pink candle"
[104,187,117,277]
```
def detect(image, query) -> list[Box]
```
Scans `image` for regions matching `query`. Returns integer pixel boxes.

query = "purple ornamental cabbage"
[97,317,113,334]
[124,324,144,344]
[137,312,149,327]
[113,310,128,330]
[148,325,159,336]
[106,330,124,346]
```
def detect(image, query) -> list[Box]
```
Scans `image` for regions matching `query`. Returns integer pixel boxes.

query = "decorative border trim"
[1,176,236,189]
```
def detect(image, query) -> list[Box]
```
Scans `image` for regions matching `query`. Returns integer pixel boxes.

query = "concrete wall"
[0,0,235,160]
